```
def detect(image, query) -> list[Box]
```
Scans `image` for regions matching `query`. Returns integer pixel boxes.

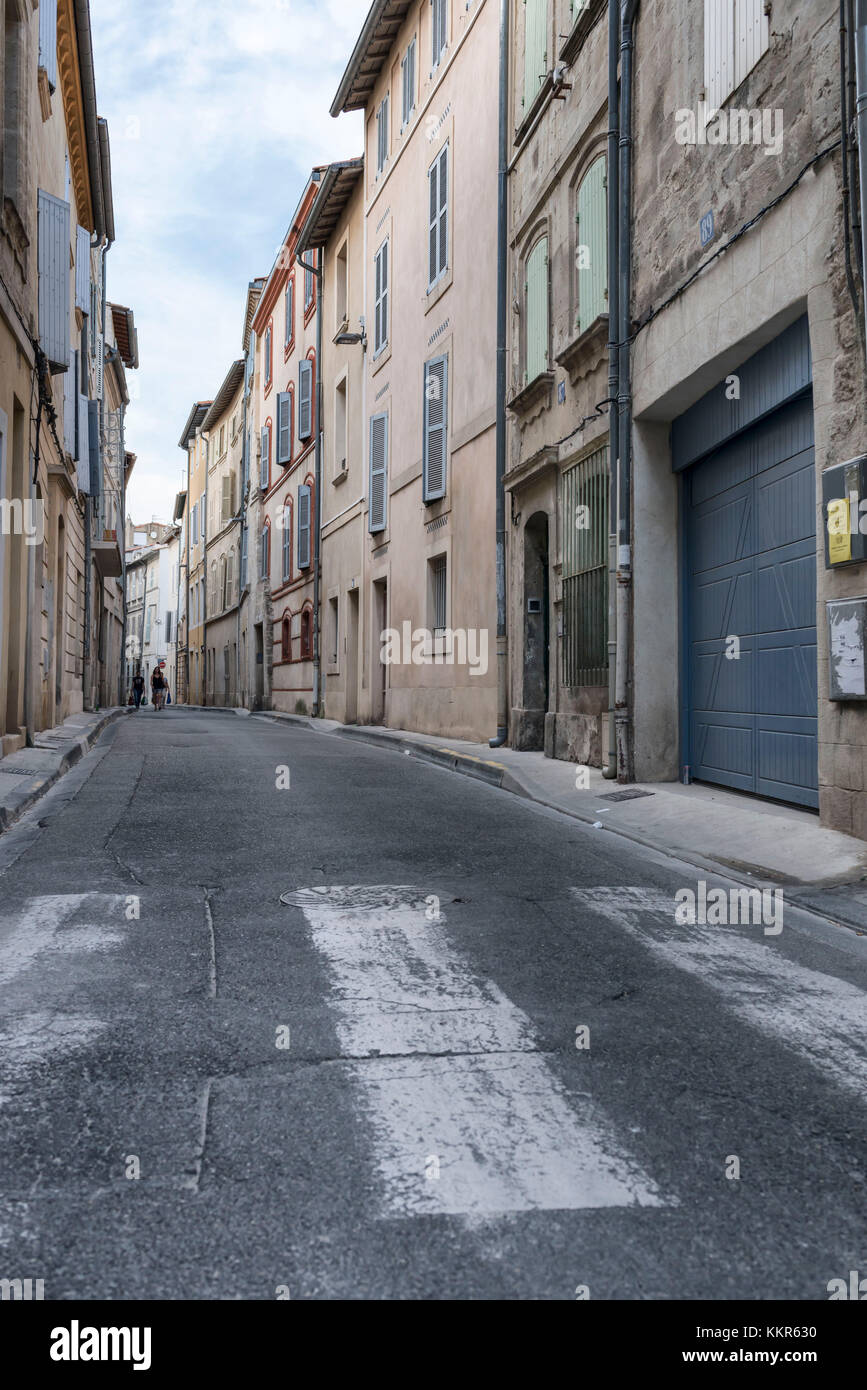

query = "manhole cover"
[600,789,656,803]
[280,885,429,912]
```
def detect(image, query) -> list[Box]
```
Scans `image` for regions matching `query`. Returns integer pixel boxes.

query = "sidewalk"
[255,710,867,932]
[0,707,131,833]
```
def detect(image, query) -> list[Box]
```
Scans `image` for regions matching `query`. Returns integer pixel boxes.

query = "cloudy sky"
[90,0,369,524]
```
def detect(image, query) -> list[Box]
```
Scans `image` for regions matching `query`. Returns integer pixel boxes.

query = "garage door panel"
[756,549,815,632]
[693,646,754,712]
[685,391,817,807]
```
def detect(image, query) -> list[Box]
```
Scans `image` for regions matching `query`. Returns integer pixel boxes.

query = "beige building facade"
[331,0,500,740]
[202,362,244,707]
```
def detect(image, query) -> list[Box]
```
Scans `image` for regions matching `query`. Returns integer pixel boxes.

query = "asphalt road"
[0,707,865,1300]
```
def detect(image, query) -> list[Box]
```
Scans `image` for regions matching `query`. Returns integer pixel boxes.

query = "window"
[562,444,609,687]
[576,157,608,332]
[376,94,389,175]
[334,377,348,478]
[300,609,313,660]
[39,0,58,92]
[219,555,227,611]
[264,324,273,387]
[282,615,291,661]
[4,5,26,211]
[305,256,315,313]
[299,359,314,442]
[165,611,174,643]
[240,525,248,589]
[282,500,292,581]
[428,144,448,290]
[227,548,235,606]
[401,39,416,128]
[525,236,549,382]
[260,524,271,581]
[297,484,312,570]
[523,0,548,110]
[423,355,448,502]
[429,555,447,636]
[369,412,388,534]
[219,424,226,457]
[704,0,769,112]
[221,471,235,526]
[431,0,447,69]
[335,241,348,330]
[277,390,293,466]
[374,240,389,356]
[284,279,294,348]
[328,595,339,665]
[37,190,71,371]
[144,605,155,644]
[260,424,271,491]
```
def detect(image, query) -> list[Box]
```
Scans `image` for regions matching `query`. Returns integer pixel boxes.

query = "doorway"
[372,579,387,724]
[520,511,550,750]
[346,588,359,724]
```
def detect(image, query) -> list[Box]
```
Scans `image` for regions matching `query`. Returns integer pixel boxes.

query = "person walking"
[151,666,166,712]
[132,672,145,710]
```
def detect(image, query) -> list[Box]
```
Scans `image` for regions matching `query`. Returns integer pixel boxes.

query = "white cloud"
[90,0,368,523]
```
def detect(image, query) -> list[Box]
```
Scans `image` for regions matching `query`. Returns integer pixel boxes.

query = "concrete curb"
[0,708,132,835]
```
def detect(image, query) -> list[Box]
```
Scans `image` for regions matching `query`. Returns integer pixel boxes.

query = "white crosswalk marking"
[571,887,867,1100]
[287,886,665,1217]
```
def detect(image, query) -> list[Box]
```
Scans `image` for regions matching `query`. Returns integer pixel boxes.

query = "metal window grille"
[431,554,447,635]
[561,444,609,687]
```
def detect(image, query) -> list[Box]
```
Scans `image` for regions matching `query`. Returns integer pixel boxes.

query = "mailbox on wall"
[822,455,867,568]
[827,598,867,701]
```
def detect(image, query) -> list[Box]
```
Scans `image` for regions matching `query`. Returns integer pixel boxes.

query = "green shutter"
[525,237,549,383]
[523,0,548,109]
[576,156,608,332]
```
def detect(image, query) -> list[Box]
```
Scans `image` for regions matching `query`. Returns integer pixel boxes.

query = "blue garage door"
[685,392,818,808]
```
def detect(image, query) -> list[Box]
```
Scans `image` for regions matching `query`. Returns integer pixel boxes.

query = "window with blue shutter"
[423,356,448,502]
[525,236,549,382]
[37,190,70,371]
[523,0,548,110]
[87,399,101,498]
[432,0,447,68]
[75,226,90,312]
[63,349,77,456]
[401,39,416,128]
[305,257,315,311]
[299,359,313,441]
[264,326,272,386]
[576,157,607,332]
[428,145,448,290]
[282,502,292,580]
[260,425,270,490]
[277,391,292,465]
[374,240,388,356]
[297,485,311,570]
[284,280,294,347]
[39,0,58,91]
[369,413,388,534]
[76,392,89,491]
[376,96,389,175]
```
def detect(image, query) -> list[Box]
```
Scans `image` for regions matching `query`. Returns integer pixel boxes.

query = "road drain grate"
[600,789,656,803]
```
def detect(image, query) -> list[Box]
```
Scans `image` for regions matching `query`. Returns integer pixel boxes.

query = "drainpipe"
[602,0,621,778]
[854,0,867,362]
[490,0,510,748]
[614,0,639,783]
[297,250,324,717]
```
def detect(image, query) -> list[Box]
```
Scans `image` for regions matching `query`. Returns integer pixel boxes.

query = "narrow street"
[0,710,864,1301]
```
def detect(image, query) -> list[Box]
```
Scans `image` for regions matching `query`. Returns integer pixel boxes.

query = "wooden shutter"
[87,400,101,498]
[423,356,448,502]
[37,190,70,371]
[704,0,734,112]
[523,0,548,109]
[525,237,549,381]
[260,425,270,490]
[75,225,91,311]
[76,392,89,490]
[63,349,76,455]
[369,413,388,533]
[735,0,769,87]
[299,360,313,440]
[221,473,231,525]
[576,157,607,331]
[277,391,292,464]
[39,0,58,90]
[297,485,311,569]
[283,504,292,579]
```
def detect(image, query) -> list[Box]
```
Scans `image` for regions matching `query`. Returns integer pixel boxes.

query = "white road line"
[571,887,867,1100]
[289,886,664,1217]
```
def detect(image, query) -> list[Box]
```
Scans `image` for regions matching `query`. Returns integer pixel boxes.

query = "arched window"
[281,615,291,661]
[525,236,549,383]
[261,523,271,581]
[576,156,608,333]
[264,319,273,388]
[282,500,293,582]
[300,608,313,660]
